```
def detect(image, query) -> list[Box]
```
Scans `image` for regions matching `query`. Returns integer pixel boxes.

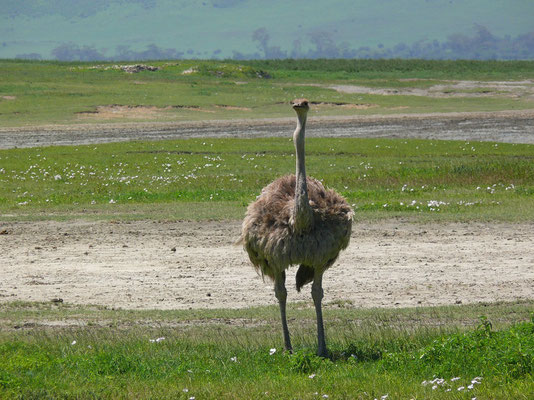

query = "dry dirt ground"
[329,79,534,98]
[2,110,534,149]
[1,220,533,310]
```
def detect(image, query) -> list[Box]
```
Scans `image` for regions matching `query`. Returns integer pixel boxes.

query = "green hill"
[1,0,533,60]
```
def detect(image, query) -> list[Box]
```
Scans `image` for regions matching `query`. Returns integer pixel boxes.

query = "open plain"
[1,59,534,398]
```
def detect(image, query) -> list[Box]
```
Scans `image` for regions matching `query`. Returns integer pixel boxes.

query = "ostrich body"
[239,99,353,357]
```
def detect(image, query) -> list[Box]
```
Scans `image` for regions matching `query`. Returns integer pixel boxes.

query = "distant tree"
[252,27,287,58]
[51,43,105,61]
[517,32,534,53]
[114,44,184,60]
[136,44,183,60]
[252,27,270,57]
[115,45,132,60]
[50,24,534,62]
[473,24,496,47]
[15,53,42,60]
[232,50,248,60]
[309,30,339,58]
[446,33,471,55]
[290,39,303,58]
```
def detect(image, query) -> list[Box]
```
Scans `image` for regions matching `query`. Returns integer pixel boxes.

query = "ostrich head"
[291,98,310,115]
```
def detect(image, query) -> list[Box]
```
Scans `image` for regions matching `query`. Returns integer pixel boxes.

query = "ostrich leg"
[311,270,327,357]
[274,271,292,352]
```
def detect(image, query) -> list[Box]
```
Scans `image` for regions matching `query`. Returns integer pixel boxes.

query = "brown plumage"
[239,99,353,357]
[241,175,353,287]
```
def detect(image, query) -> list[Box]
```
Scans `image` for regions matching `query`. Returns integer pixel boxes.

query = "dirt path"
[1,220,532,310]
[1,110,534,149]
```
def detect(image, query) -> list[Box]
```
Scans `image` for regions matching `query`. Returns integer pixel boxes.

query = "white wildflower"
[309,373,316,379]
[71,340,76,345]
[269,348,276,355]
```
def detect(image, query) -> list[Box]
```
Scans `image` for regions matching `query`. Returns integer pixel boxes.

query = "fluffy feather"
[240,174,353,287]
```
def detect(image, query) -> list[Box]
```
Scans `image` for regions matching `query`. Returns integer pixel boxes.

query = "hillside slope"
[1,0,533,59]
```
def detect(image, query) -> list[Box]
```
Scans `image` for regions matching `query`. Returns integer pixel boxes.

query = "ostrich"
[239,99,353,357]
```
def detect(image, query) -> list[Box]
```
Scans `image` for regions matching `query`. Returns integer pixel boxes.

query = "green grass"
[1,137,533,222]
[1,301,532,398]
[1,59,533,127]
[239,58,534,80]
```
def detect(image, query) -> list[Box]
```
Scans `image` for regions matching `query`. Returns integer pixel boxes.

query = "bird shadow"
[329,342,384,363]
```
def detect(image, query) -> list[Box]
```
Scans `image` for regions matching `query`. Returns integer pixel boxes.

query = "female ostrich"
[239,99,353,357]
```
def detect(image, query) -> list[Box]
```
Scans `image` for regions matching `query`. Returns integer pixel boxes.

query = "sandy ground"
[2,110,534,149]
[1,220,532,310]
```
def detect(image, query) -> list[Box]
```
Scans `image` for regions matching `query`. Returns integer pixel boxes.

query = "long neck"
[292,111,313,232]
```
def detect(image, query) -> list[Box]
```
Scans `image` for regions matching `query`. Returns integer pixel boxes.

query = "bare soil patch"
[1,220,532,310]
[215,105,251,111]
[77,105,167,120]
[311,101,377,109]
[330,79,534,98]
[2,110,534,149]
[76,104,220,120]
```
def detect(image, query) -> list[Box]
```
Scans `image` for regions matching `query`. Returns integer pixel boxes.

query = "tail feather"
[296,265,315,292]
